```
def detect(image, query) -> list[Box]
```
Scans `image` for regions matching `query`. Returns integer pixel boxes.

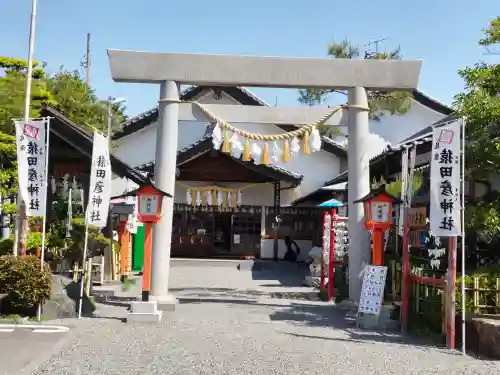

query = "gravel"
[27,262,500,374]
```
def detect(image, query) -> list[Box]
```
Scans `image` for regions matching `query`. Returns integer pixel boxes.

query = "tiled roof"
[324,114,460,186]
[40,106,148,186]
[112,85,347,158]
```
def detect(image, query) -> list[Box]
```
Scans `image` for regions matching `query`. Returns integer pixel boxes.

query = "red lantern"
[361,192,395,231]
[137,185,164,224]
[354,186,401,266]
[133,184,172,302]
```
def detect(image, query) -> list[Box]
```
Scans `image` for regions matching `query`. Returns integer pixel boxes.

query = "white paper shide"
[430,120,462,237]
[86,132,112,228]
[15,119,48,217]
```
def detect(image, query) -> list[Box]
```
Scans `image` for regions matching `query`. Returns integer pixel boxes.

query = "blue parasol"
[318,199,345,208]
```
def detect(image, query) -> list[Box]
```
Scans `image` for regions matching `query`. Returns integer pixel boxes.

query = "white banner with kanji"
[14,119,49,217]
[86,132,112,228]
[430,119,462,237]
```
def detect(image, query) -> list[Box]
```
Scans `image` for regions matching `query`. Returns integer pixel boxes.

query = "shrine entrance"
[107,48,422,304]
[137,143,301,259]
[213,212,232,253]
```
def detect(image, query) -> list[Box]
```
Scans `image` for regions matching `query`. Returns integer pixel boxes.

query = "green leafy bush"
[26,231,42,252]
[0,255,52,311]
[65,217,118,262]
[0,237,13,256]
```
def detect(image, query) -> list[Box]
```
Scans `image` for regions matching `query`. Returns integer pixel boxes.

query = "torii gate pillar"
[347,87,370,299]
[149,81,180,309]
[108,50,421,304]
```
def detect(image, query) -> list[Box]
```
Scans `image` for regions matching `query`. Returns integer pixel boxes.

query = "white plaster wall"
[114,89,341,202]
[332,99,448,155]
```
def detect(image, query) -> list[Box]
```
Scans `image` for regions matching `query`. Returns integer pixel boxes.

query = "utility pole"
[84,33,92,86]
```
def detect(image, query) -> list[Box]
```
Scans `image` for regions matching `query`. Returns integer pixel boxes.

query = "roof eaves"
[40,106,148,186]
[135,129,303,183]
[412,89,454,115]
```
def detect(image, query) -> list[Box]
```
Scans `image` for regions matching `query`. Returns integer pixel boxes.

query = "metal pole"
[37,117,51,321]
[149,81,179,309]
[85,33,92,87]
[14,0,38,257]
[77,224,90,319]
[107,98,113,280]
[461,118,467,355]
[347,87,370,301]
[107,97,112,141]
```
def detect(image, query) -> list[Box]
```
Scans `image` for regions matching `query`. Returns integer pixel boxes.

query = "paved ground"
[4,260,500,374]
[0,328,69,375]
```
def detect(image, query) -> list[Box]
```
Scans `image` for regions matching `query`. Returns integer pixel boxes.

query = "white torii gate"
[108,50,421,309]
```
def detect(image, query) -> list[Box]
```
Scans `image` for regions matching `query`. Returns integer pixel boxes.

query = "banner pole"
[461,117,467,355]
[14,0,39,257]
[36,117,51,321]
[77,223,89,319]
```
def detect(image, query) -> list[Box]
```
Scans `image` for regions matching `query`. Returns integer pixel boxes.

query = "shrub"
[26,231,42,252]
[0,237,13,256]
[0,255,52,312]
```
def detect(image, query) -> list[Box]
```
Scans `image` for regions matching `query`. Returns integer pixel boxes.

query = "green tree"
[45,69,127,133]
[0,56,127,135]
[0,132,17,215]
[298,39,412,137]
[0,56,128,252]
[384,171,423,197]
[0,57,54,134]
[454,17,500,235]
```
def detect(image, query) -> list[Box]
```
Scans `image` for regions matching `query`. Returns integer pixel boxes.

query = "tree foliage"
[0,56,53,134]
[0,56,127,135]
[0,132,17,215]
[0,56,128,241]
[298,39,412,137]
[385,171,423,197]
[454,17,500,235]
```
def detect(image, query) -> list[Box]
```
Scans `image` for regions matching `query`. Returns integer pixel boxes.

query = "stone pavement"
[0,328,70,375]
[7,260,500,374]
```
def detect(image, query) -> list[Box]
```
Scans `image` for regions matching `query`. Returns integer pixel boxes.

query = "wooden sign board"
[409,207,427,228]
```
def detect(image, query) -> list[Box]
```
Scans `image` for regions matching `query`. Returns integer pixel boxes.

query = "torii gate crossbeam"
[108,50,421,310]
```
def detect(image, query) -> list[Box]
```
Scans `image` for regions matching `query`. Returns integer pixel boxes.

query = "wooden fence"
[386,260,500,334]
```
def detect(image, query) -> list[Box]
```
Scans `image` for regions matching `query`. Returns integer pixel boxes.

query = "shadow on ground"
[245,260,310,287]
[180,296,446,349]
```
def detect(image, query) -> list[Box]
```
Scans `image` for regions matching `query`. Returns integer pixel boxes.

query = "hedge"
[0,255,52,313]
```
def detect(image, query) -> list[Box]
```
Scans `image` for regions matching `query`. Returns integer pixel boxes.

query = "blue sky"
[1,0,498,116]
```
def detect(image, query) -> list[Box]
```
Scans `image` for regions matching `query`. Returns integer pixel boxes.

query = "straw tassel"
[222,129,231,153]
[302,131,311,155]
[242,138,251,161]
[282,139,290,163]
[262,142,270,164]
